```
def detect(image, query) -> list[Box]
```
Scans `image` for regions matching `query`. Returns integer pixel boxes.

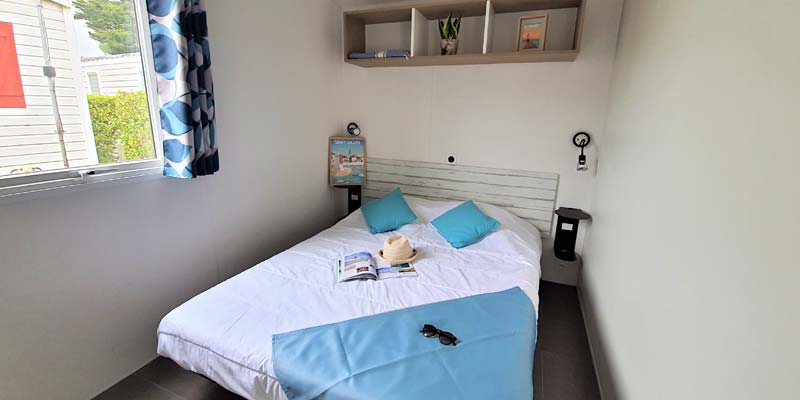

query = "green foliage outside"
[87,92,155,164]
[75,0,140,55]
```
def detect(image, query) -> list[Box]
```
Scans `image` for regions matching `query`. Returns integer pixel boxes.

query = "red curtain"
[0,21,26,108]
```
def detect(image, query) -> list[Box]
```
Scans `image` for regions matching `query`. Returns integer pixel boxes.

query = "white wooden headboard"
[364,158,559,236]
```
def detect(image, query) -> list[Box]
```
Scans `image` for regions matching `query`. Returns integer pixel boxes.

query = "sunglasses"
[420,324,458,346]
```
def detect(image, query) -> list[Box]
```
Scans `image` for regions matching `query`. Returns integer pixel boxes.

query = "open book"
[336,251,418,283]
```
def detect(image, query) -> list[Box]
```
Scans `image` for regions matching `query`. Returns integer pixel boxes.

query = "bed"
[158,158,558,400]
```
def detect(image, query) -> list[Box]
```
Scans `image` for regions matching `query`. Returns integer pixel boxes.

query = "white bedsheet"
[157,197,543,400]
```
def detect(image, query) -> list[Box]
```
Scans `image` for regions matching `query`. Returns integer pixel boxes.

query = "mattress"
[157,196,543,400]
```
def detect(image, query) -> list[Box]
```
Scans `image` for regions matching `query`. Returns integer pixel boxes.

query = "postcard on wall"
[517,14,548,52]
[329,137,366,186]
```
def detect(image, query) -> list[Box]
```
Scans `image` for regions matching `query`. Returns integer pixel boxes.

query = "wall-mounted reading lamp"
[573,132,591,172]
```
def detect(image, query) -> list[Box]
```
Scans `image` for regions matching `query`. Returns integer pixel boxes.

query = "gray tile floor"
[535,281,602,400]
[93,281,599,400]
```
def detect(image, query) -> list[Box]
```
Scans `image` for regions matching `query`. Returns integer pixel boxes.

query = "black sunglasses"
[420,324,458,346]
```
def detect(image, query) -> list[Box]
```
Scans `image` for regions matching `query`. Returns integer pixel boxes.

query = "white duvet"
[157,196,543,400]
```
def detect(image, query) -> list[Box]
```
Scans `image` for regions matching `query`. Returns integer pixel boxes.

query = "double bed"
[158,196,544,400]
[158,157,558,399]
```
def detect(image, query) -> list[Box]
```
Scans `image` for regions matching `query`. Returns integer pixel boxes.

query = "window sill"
[0,161,164,206]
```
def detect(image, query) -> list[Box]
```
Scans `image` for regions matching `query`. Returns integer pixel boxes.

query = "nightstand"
[541,250,582,286]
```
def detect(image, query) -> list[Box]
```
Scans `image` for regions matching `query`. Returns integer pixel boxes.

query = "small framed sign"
[516,14,548,52]
[329,137,366,186]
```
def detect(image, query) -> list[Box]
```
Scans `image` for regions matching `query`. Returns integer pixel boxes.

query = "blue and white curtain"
[147,0,218,178]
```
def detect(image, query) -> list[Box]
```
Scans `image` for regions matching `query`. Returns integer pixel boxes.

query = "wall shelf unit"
[344,0,586,68]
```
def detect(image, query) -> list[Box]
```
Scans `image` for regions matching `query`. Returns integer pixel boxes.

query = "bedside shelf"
[343,0,586,68]
[346,50,579,67]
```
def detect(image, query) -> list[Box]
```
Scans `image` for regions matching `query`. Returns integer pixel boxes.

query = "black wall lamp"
[573,132,591,172]
[347,122,361,136]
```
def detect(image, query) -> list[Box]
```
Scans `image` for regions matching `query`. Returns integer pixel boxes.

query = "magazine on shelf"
[336,251,417,283]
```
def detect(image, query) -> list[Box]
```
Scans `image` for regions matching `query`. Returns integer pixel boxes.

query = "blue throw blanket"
[273,287,537,400]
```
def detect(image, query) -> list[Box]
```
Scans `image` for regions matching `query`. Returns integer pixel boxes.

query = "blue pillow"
[431,200,500,248]
[360,188,417,234]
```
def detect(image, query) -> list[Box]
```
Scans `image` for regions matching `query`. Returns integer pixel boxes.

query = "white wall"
[0,0,343,399]
[341,0,624,254]
[581,0,800,399]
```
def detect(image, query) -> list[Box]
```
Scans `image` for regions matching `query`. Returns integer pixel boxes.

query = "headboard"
[364,158,559,236]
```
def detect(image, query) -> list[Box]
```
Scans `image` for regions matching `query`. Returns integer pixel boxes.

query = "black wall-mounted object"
[334,185,362,215]
[346,185,362,214]
[347,122,361,136]
[573,132,591,172]
[553,207,592,261]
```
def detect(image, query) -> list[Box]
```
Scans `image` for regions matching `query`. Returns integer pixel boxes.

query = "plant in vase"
[438,13,461,55]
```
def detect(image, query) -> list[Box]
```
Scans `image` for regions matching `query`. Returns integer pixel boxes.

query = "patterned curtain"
[146,0,218,178]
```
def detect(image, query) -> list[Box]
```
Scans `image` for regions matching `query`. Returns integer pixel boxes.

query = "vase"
[441,39,459,55]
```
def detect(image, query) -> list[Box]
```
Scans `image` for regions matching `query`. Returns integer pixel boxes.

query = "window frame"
[0,0,164,200]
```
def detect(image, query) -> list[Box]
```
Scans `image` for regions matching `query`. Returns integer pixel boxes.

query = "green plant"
[86,91,155,164]
[438,13,462,40]
[74,0,140,55]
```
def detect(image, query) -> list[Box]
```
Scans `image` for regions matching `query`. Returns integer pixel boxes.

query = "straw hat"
[377,235,418,265]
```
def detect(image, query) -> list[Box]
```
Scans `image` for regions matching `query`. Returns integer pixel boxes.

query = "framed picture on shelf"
[329,137,366,186]
[516,14,548,52]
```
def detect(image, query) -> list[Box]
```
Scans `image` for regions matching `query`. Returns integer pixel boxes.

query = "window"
[0,0,161,197]
[87,72,101,94]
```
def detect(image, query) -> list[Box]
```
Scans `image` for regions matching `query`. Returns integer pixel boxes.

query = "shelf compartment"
[488,7,579,53]
[411,8,429,57]
[411,7,486,57]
